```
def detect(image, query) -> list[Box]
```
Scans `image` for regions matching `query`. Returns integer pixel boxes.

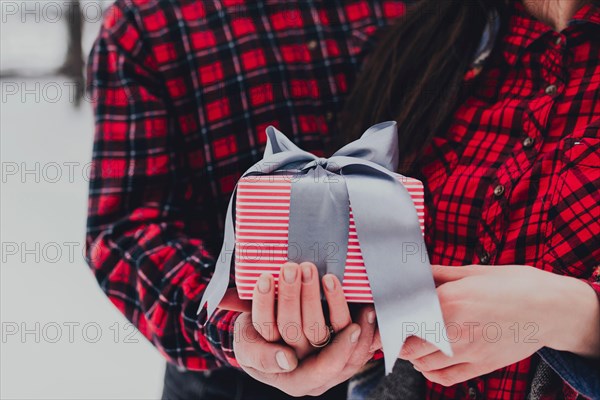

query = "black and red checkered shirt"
[86,1,600,399]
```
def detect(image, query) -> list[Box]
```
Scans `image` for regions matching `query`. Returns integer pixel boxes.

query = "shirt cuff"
[226,311,242,368]
[537,347,600,399]
[198,306,244,369]
[586,276,600,301]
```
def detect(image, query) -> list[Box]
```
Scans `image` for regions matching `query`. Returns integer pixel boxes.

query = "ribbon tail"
[197,192,236,321]
[344,174,452,375]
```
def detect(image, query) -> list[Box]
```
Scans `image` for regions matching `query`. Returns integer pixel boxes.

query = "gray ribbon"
[287,163,350,289]
[198,121,451,374]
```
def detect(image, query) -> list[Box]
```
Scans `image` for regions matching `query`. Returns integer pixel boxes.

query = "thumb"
[234,313,299,373]
[314,323,362,370]
[431,264,486,286]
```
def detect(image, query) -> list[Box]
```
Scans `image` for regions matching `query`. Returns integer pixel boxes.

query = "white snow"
[1,3,166,399]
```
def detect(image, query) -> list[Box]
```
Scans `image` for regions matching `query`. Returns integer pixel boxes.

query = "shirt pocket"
[543,136,600,279]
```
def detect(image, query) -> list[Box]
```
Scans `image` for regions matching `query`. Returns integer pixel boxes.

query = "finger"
[411,350,461,372]
[343,306,377,369]
[285,323,362,389]
[233,313,299,374]
[300,262,329,345]
[369,327,382,353]
[305,308,377,396]
[277,263,312,356]
[322,274,352,332]
[252,273,281,342]
[398,336,439,360]
[217,288,252,312]
[420,362,475,387]
[432,265,485,286]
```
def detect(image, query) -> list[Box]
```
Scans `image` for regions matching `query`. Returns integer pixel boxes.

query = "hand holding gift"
[231,262,378,397]
[199,121,451,375]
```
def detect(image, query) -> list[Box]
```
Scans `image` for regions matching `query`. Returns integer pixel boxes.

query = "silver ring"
[309,325,335,348]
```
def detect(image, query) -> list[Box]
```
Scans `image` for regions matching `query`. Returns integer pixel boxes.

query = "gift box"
[234,174,424,302]
[200,121,451,375]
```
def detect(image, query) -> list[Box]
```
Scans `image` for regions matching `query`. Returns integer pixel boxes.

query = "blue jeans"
[161,363,348,400]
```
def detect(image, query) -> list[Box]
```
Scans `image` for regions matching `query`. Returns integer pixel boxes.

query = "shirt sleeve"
[85,1,241,370]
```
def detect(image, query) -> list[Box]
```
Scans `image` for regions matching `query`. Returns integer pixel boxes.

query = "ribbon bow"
[199,121,451,374]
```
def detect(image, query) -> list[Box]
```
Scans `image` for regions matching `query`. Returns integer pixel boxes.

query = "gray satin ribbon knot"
[198,121,451,374]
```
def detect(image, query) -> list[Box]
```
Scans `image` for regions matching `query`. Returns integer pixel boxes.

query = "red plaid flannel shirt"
[86,0,600,398]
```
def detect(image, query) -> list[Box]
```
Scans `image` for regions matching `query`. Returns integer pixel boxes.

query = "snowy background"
[1,2,165,399]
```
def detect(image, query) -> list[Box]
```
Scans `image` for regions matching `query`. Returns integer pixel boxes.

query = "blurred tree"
[58,0,85,107]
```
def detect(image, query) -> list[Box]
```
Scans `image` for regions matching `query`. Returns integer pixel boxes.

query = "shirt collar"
[570,1,600,25]
[502,1,600,66]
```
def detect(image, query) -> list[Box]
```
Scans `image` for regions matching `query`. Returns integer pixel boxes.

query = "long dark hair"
[336,0,507,173]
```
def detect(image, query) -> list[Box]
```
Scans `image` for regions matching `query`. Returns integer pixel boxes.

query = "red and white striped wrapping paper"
[234,174,425,302]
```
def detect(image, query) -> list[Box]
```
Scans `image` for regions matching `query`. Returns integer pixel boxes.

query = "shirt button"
[307,40,318,50]
[468,387,478,399]
[493,184,505,197]
[480,252,490,265]
[326,111,334,122]
[545,84,558,95]
[555,36,563,46]
[522,136,535,148]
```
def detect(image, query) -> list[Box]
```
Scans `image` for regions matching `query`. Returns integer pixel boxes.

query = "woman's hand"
[252,262,356,359]
[400,264,600,387]
[232,262,378,397]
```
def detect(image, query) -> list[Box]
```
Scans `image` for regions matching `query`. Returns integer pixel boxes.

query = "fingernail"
[301,265,312,283]
[323,275,335,292]
[350,328,361,343]
[276,351,291,371]
[367,311,376,324]
[257,274,271,294]
[283,264,297,284]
